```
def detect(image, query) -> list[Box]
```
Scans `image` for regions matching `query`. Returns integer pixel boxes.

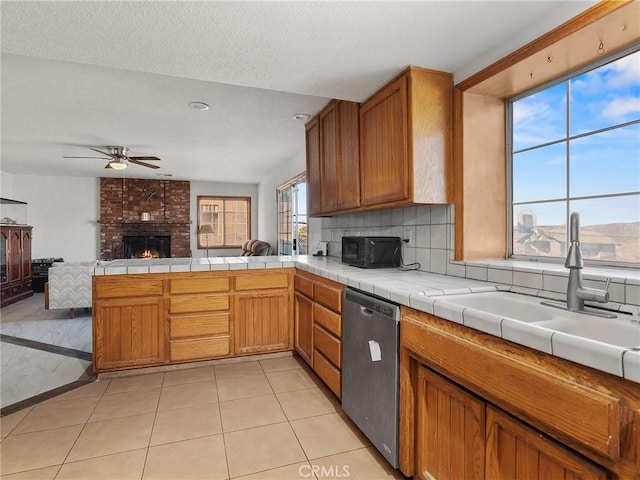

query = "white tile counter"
[92,255,639,383]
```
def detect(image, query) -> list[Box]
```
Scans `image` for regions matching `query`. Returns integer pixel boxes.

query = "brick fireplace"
[99,178,191,260]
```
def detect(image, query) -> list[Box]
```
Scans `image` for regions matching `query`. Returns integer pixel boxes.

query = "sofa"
[45,262,95,318]
[241,239,273,256]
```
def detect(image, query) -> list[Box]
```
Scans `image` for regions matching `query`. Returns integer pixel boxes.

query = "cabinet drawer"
[314,281,342,312]
[294,274,314,298]
[235,272,289,291]
[314,324,341,368]
[94,277,163,299]
[314,303,341,337]
[314,350,341,398]
[170,313,229,338]
[170,294,229,314]
[170,336,229,361]
[170,277,230,294]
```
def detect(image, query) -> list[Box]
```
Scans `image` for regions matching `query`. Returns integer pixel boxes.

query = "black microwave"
[342,236,401,268]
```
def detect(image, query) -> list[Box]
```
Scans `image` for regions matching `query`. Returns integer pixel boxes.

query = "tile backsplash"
[316,204,640,308]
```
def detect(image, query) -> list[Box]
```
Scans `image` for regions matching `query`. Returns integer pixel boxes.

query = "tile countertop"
[93,255,639,384]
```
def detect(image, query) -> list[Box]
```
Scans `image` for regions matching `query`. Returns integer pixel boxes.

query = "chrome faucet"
[542,212,616,318]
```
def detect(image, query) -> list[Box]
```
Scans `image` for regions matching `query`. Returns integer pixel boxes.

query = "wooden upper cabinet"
[306,99,360,215]
[360,66,453,208]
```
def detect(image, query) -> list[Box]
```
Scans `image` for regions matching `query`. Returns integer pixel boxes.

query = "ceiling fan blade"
[129,156,161,161]
[104,162,113,169]
[129,159,160,169]
[90,147,113,157]
[63,156,109,159]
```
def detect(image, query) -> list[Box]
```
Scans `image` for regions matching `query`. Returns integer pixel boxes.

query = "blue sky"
[511,50,640,227]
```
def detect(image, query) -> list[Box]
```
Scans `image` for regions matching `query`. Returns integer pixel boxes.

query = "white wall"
[1,172,100,261]
[190,181,259,257]
[257,148,321,253]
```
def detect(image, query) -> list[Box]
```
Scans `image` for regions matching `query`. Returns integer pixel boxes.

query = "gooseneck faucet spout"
[541,212,616,318]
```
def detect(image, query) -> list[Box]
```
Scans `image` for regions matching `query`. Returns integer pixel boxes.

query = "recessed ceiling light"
[189,102,210,111]
[293,113,310,121]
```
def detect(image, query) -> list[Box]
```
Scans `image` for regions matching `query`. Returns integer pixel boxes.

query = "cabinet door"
[1,231,8,285]
[360,74,409,206]
[486,407,606,480]
[294,292,313,366]
[93,297,165,371]
[306,116,322,215]
[320,102,339,212]
[234,290,291,355]
[336,100,360,211]
[416,366,485,480]
[21,229,32,279]
[8,230,22,283]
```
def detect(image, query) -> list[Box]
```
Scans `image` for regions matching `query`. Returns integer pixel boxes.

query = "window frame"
[507,44,640,267]
[197,195,251,249]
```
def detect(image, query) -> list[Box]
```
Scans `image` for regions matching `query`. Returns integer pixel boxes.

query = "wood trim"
[456,0,633,91]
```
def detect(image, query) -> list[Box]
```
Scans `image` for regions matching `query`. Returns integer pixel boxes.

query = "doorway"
[277,174,307,255]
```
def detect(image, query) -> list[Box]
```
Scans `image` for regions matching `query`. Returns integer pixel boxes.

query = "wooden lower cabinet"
[400,306,639,480]
[416,366,485,480]
[294,291,314,365]
[293,270,344,398]
[486,407,606,480]
[93,269,294,372]
[234,290,291,355]
[93,297,165,371]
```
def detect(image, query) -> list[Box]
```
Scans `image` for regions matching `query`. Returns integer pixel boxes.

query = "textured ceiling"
[0,1,597,183]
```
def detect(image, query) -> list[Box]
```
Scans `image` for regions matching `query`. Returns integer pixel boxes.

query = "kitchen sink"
[534,316,640,348]
[438,291,586,323]
[439,291,639,349]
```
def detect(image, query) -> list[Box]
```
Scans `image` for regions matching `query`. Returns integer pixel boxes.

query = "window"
[277,174,307,255]
[197,196,251,249]
[509,48,640,265]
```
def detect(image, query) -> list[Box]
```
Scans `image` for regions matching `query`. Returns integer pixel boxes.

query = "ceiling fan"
[63,146,161,170]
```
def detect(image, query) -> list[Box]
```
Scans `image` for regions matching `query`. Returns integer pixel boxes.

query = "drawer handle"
[361,306,374,316]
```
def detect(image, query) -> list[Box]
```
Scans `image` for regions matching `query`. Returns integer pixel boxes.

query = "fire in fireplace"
[123,235,171,259]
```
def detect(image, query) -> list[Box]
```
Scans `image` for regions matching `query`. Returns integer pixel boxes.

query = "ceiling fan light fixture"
[109,160,127,170]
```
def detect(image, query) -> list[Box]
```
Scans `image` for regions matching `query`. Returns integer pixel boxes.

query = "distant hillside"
[584,222,640,238]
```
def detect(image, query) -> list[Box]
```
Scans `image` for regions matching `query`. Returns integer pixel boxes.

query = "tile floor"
[1,355,405,479]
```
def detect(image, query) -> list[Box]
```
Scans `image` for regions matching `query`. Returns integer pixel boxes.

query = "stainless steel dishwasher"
[342,287,401,468]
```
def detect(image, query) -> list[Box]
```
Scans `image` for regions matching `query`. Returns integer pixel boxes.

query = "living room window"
[197,196,251,249]
[509,47,639,265]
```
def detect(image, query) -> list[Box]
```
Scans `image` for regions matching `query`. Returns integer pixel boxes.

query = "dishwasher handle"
[360,306,375,316]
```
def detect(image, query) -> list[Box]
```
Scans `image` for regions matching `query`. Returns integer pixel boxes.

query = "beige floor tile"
[0,425,82,475]
[143,434,228,480]
[234,461,313,480]
[224,422,306,478]
[55,449,147,480]
[216,374,272,402]
[214,361,263,378]
[266,369,320,393]
[13,397,100,434]
[276,387,341,421]
[88,388,160,422]
[0,406,33,439]
[310,447,404,480]
[162,366,215,386]
[220,394,286,432]
[157,380,217,411]
[46,380,110,403]
[0,465,60,480]
[150,403,222,446]
[66,413,154,462]
[291,412,370,460]
[104,372,165,394]
[259,356,304,373]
